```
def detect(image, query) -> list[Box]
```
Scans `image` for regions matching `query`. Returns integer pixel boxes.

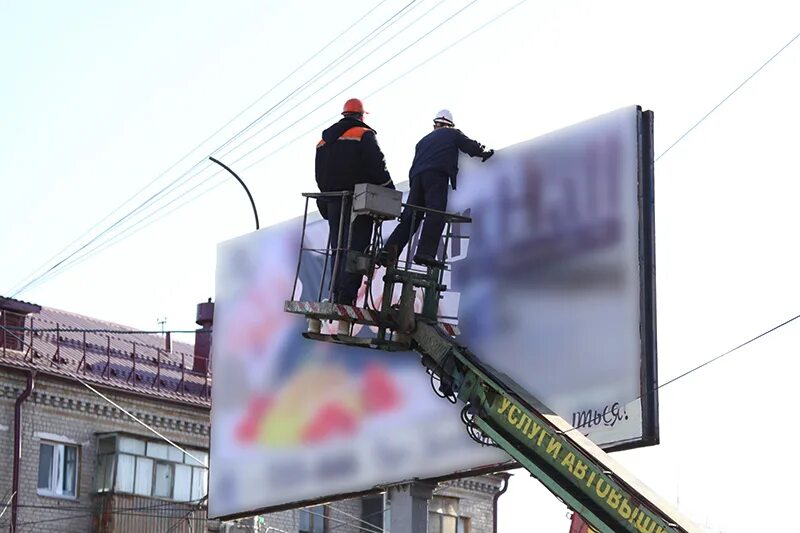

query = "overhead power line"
[304,507,384,533]
[214,0,425,159]
[657,27,800,161]
[220,0,482,168]
[8,0,500,291]
[212,0,447,164]
[567,310,800,435]
[6,0,399,298]
[240,0,530,172]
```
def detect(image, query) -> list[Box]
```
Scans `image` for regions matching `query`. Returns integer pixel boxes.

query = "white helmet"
[433,109,454,127]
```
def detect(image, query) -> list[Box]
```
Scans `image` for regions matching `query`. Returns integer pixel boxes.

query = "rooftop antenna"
[156,317,167,334]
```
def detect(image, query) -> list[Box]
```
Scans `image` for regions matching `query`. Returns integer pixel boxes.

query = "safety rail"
[290,188,471,310]
[0,316,211,403]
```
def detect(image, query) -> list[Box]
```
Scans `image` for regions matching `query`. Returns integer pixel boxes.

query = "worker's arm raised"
[456,130,493,161]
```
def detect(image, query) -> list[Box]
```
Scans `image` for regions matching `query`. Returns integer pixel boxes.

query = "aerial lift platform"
[285,185,699,533]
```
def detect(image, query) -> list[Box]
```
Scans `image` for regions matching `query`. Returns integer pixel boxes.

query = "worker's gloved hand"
[481,149,494,162]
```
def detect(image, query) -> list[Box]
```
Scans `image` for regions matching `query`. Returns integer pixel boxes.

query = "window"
[95,434,208,502]
[429,497,469,533]
[299,504,326,533]
[38,442,78,498]
[428,513,469,533]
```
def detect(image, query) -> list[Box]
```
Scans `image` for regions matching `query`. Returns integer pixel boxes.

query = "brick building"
[0,296,509,533]
[0,296,213,533]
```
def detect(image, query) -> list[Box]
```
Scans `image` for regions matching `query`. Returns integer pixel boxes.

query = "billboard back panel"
[209,106,657,519]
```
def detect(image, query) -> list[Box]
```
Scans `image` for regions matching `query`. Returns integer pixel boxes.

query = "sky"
[2,1,800,531]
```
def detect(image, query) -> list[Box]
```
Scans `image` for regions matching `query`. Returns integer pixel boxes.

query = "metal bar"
[179,353,186,394]
[79,331,87,373]
[344,196,358,304]
[329,195,348,302]
[291,196,310,302]
[318,233,331,302]
[128,342,137,383]
[2,310,6,357]
[156,348,162,391]
[208,156,260,230]
[25,316,34,361]
[302,191,351,199]
[362,219,381,309]
[52,323,61,366]
[439,221,452,288]
[402,202,472,223]
[105,336,111,379]
[405,209,417,271]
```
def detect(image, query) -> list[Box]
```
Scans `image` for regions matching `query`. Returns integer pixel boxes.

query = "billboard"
[209,106,657,519]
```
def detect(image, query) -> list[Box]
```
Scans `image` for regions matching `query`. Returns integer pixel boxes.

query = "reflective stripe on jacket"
[315,117,394,193]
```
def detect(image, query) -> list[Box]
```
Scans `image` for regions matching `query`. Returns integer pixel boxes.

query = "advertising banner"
[209,106,657,518]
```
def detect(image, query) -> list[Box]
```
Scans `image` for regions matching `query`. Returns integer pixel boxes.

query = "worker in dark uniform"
[382,109,493,267]
[315,98,394,305]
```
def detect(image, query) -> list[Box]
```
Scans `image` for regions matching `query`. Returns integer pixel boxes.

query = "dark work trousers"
[324,197,374,305]
[385,170,450,258]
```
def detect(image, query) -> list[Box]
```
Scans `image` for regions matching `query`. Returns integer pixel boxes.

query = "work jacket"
[408,127,485,189]
[315,117,393,194]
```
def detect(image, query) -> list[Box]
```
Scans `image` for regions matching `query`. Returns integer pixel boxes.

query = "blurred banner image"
[209,106,657,518]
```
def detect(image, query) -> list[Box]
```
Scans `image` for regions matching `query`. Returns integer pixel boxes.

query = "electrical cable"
[564,310,800,435]
[6,156,215,298]
[218,0,481,169]
[34,5,792,298]
[7,497,207,529]
[6,0,398,298]
[326,506,389,532]
[165,497,207,533]
[0,328,211,531]
[238,0,530,172]
[212,0,447,164]
[326,503,386,533]
[212,0,425,160]
[657,27,800,161]
[11,498,194,513]
[1,327,208,459]
[303,507,384,533]
[11,6,795,302]
[0,491,13,520]
[6,0,498,292]
[189,0,396,160]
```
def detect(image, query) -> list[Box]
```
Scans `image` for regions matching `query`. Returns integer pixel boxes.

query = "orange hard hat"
[342,98,367,115]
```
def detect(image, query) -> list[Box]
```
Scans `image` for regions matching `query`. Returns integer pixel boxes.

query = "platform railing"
[290,189,471,313]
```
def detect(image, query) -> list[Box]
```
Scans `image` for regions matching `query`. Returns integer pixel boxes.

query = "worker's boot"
[413,253,445,269]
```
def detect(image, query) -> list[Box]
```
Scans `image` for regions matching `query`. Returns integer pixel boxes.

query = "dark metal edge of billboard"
[209,461,518,521]
[637,107,659,448]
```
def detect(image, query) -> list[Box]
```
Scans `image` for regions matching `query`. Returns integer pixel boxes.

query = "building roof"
[0,295,42,314]
[1,301,210,407]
